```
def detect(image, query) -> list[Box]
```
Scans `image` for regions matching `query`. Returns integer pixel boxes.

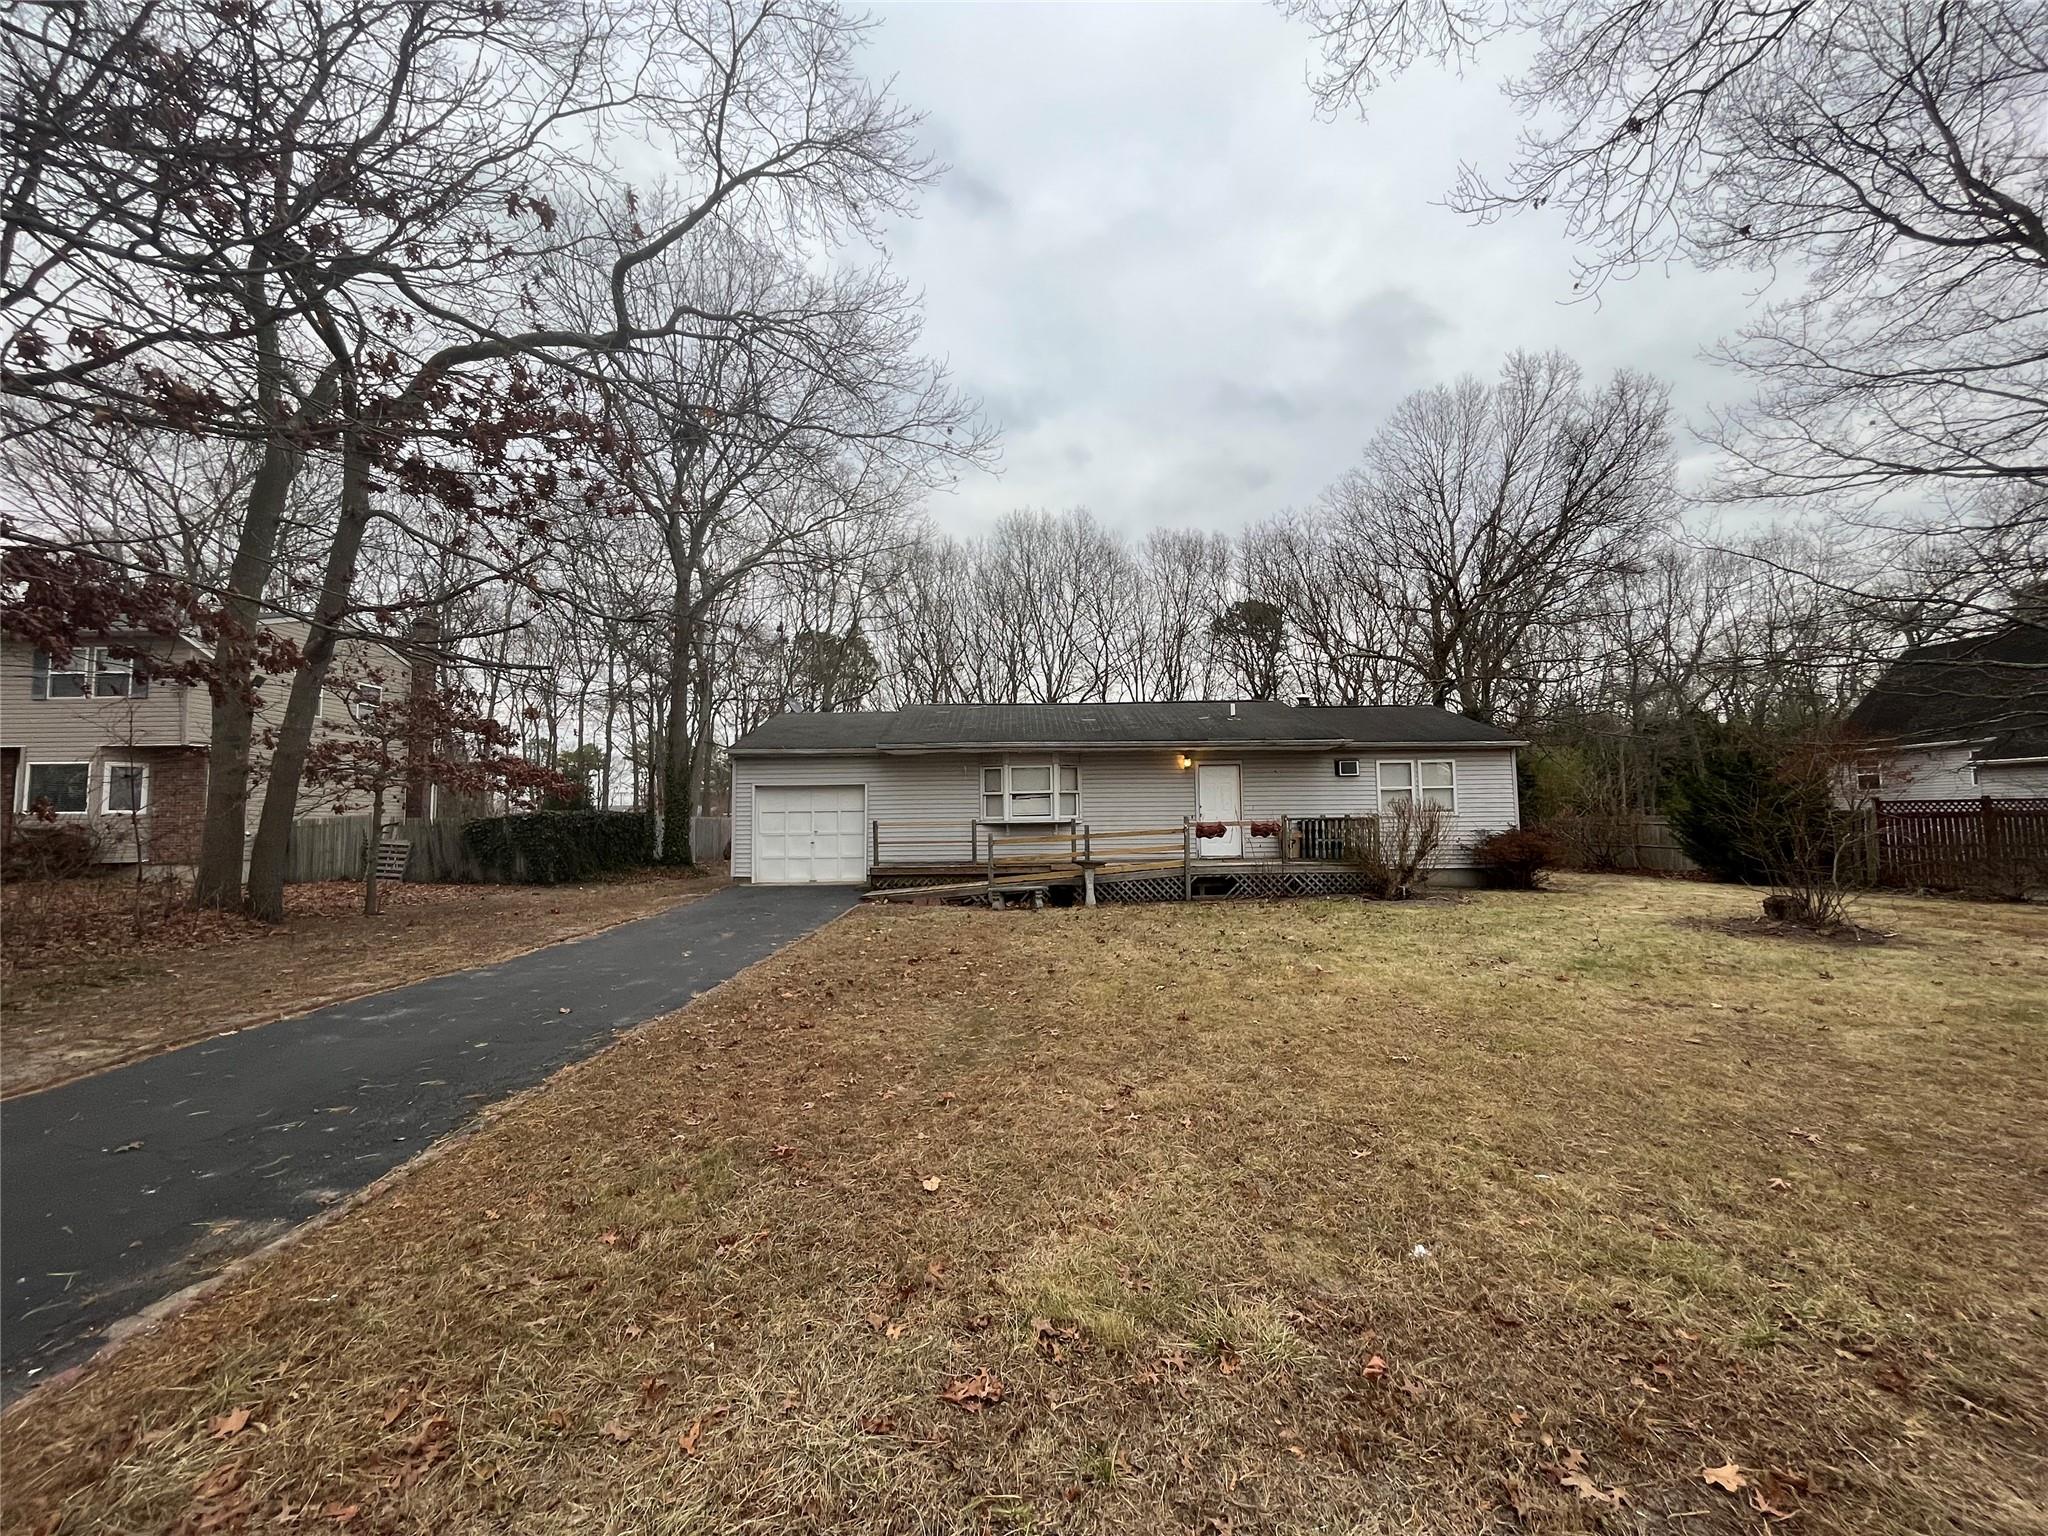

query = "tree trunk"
[363,782,384,917]
[244,423,376,920]
[192,408,308,906]
[659,598,694,865]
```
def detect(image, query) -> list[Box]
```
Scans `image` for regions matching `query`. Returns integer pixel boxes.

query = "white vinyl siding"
[730,747,1521,878]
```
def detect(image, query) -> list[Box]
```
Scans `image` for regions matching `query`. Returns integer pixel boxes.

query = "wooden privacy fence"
[1871,797,2048,889]
[1546,812,1700,874]
[282,813,735,883]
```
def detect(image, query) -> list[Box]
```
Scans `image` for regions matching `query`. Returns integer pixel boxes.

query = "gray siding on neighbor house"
[1872,744,1990,801]
[3,628,415,844]
[730,746,1520,881]
[1980,760,2048,796]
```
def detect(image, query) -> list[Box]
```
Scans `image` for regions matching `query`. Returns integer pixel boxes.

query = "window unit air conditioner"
[1334,758,1362,778]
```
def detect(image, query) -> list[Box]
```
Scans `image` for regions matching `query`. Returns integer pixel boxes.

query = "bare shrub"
[1349,801,1446,899]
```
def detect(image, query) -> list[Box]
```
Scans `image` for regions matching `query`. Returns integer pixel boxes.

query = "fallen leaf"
[323,1503,361,1525]
[379,1390,412,1429]
[678,1416,704,1454]
[210,1406,252,1438]
[939,1370,1004,1411]
[639,1376,669,1407]
[1702,1461,1749,1493]
[599,1419,632,1443]
[1361,1354,1387,1379]
[919,1175,942,1193]
[1555,1470,1626,1506]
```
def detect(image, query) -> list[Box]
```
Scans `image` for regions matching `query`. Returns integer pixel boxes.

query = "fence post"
[1280,815,1291,868]
[871,818,881,871]
[1182,817,1193,901]
[986,830,997,891]
[1983,794,2002,876]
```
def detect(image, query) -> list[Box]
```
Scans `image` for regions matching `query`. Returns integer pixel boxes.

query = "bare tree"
[1319,351,1675,724]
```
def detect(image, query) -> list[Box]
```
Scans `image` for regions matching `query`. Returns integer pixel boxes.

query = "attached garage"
[752,783,868,884]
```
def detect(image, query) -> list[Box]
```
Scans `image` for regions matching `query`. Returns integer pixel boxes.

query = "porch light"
[1176,753,1193,770]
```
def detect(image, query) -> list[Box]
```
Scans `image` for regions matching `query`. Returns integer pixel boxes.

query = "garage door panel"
[754,784,867,884]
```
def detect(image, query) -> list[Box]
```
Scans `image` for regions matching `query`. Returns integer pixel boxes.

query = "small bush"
[2,819,104,882]
[461,810,654,885]
[1350,801,1445,899]
[1471,827,1564,889]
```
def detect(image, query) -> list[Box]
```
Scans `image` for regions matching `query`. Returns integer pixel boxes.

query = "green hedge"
[461,810,654,885]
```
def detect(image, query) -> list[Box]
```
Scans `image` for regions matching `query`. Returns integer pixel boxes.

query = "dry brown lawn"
[0,871,720,1096]
[3,875,2044,1535]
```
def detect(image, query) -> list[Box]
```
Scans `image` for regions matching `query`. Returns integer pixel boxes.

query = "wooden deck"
[863,815,1387,906]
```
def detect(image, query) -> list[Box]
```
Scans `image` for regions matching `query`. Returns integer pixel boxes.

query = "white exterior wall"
[1868,744,1985,801]
[730,745,1521,881]
[1979,761,2048,797]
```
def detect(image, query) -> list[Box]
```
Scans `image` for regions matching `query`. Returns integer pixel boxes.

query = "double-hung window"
[23,762,90,815]
[32,647,147,699]
[104,761,150,814]
[981,763,1081,822]
[1377,760,1456,815]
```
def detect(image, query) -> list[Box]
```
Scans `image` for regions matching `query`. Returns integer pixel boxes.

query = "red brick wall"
[144,748,208,866]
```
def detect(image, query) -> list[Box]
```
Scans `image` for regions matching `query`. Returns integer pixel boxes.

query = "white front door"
[754,784,868,884]
[1195,763,1242,857]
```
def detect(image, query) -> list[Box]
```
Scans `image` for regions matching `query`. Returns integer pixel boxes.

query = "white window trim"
[979,761,1081,823]
[43,652,91,700]
[21,759,93,816]
[102,759,151,815]
[1376,758,1457,815]
[91,646,136,698]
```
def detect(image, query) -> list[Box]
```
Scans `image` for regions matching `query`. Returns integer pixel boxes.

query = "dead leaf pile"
[938,1370,1004,1412]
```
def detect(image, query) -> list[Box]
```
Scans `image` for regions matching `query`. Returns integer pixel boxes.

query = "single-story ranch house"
[727,700,1522,893]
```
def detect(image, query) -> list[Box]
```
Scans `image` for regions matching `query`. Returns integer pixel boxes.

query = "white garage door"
[754,784,868,884]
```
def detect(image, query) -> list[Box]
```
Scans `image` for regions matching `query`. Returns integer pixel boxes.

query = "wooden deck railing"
[870,815,1382,874]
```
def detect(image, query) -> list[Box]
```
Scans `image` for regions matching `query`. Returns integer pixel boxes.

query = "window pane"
[1378,762,1412,789]
[1010,765,1052,792]
[983,794,1005,820]
[1380,787,1414,813]
[47,664,86,698]
[108,765,146,812]
[1010,792,1052,818]
[28,763,88,813]
[1421,787,1455,810]
[1058,792,1079,818]
[982,768,1003,794]
[1058,765,1079,791]
[1419,761,1453,789]
[93,648,134,697]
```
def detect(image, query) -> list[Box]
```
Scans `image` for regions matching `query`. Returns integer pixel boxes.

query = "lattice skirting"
[1096,869,1376,902]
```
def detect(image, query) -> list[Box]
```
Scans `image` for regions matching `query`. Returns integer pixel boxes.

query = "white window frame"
[355,682,385,706]
[43,651,90,699]
[90,646,135,697]
[102,759,151,815]
[21,759,92,816]
[1854,762,1884,792]
[979,761,1081,823]
[1376,759,1457,815]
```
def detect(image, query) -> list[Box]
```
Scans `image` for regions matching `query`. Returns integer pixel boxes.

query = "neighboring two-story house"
[0,619,415,868]
[1845,617,2048,800]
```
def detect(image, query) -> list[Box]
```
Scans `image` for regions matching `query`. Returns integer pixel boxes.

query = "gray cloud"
[865,3,1763,537]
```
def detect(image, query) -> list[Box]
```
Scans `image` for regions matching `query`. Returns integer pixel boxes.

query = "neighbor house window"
[1855,763,1883,792]
[1377,760,1456,815]
[104,761,150,814]
[33,647,148,699]
[91,647,134,697]
[23,762,90,815]
[44,652,88,698]
[981,763,1079,821]
[355,683,384,706]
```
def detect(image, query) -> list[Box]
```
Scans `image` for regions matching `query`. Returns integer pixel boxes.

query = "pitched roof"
[1845,620,2048,760]
[730,700,1521,754]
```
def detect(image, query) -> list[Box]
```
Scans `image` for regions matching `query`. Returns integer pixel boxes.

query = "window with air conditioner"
[1334,758,1361,777]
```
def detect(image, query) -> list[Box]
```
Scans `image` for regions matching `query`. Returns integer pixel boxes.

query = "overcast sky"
[859,1,1770,537]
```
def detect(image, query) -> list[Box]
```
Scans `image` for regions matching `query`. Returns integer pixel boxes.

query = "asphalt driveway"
[0,883,856,1396]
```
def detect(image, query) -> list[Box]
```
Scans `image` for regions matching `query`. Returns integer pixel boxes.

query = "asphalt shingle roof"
[730,701,1520,754]
[1845,620,2048,759]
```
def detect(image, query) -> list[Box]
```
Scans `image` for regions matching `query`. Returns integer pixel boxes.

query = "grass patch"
[3,875,2044,1534]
